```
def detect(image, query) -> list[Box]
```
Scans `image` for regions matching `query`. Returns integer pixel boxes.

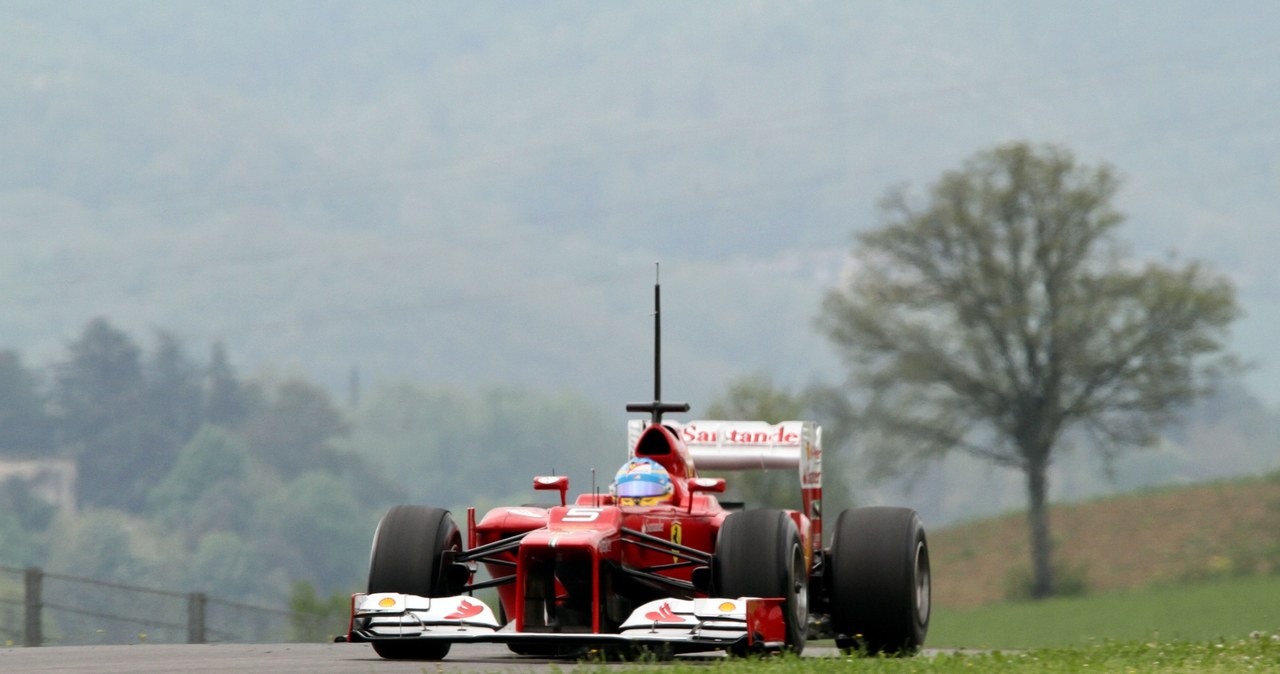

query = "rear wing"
[627,420,821,484]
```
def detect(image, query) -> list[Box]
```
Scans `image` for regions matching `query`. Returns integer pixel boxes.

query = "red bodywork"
[468,422,811,636]
[347,417,825,655]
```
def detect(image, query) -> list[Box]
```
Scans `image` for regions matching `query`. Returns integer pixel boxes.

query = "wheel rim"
[913,540,931,625]
[790,543,808,627]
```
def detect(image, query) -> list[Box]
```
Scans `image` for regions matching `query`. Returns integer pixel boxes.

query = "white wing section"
[627,419,822,488]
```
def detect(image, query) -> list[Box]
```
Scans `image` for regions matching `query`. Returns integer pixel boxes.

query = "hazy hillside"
[930,474,1280,609]
[4,3,1280,528]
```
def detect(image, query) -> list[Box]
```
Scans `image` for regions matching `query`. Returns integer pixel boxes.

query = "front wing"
[345,593,788,653]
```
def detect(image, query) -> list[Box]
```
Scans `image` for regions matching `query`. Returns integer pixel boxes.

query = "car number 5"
[562,507,602,522]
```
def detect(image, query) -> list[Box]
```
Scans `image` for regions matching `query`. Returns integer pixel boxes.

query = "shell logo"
[718,601,736,613]
[378,597,397,608]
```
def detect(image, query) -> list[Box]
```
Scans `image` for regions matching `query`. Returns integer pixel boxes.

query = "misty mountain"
[4,1,1280,422]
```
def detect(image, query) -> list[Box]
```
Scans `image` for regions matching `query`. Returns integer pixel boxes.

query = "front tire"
[367,506,462,660]
[714,509,808,654]
[371,639,451,660]
[829,507,930,655]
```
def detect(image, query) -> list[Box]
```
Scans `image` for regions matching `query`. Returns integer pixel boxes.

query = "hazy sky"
[4,1,1279,408]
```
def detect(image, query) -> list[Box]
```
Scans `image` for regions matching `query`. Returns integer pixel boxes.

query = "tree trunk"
[1025,458,1054,598]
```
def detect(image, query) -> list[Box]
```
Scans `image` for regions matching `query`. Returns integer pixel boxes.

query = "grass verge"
[581,636,1279,673]
[928,574,1280,649]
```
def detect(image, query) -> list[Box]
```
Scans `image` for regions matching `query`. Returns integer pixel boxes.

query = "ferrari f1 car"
[343,283,930,659]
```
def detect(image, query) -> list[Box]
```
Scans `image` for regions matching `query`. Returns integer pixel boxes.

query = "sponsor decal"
[445,599,484,620]
[718,601,736,613]
[682,423,800,445]
[801,437,823,488]
[378,597,397,608]
[508,508,545,519]
[644,602,684,623]
[670,522,683,562]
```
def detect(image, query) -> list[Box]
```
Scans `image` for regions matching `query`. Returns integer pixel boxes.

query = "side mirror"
[689,477,726,493]
[533,475,569,507]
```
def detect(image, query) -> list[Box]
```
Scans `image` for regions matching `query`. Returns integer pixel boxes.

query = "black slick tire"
[366,505,461,660]
[829,506,930,656]
[714,509,808,655]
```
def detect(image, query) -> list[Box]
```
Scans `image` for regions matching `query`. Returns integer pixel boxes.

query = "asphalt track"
[0,643,851,673]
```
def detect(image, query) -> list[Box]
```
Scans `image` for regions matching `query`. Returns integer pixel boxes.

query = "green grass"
[572,575,1280,672]
[928,574,1280,649]
[579,637,1280,673]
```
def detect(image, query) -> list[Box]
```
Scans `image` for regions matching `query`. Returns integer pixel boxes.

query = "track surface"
[0,643,847,673]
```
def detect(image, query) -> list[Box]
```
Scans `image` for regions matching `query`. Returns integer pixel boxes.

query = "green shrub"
[287,580,351,642]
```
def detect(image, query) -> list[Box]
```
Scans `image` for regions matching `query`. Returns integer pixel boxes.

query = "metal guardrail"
[0,564,339,646]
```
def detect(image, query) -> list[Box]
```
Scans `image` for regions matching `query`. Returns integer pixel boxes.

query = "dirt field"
[928,473,1280,609]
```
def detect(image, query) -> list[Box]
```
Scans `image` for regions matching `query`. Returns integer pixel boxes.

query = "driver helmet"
[612,457,674,506]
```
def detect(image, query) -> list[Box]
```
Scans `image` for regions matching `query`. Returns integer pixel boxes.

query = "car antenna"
[626,263,690,425]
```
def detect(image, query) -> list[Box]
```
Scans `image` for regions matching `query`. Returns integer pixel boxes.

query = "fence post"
[23,567,42,647]
[187,592,207,644]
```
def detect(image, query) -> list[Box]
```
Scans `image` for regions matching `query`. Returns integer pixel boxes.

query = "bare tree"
[819,142,1239,598]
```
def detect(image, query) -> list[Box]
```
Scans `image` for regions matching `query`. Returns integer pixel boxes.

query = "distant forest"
[5,314,1280,609]
[0,316,614,604]
[6,3,1280,620]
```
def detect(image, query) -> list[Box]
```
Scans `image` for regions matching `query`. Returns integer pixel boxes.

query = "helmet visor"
[615,477,669,498]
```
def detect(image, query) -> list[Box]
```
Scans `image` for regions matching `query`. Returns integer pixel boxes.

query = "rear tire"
[714,509,808,654]
[367,506,462,660]
[829,507,930,656]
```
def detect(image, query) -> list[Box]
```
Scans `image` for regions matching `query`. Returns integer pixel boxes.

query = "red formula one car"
[343,285,930,660]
